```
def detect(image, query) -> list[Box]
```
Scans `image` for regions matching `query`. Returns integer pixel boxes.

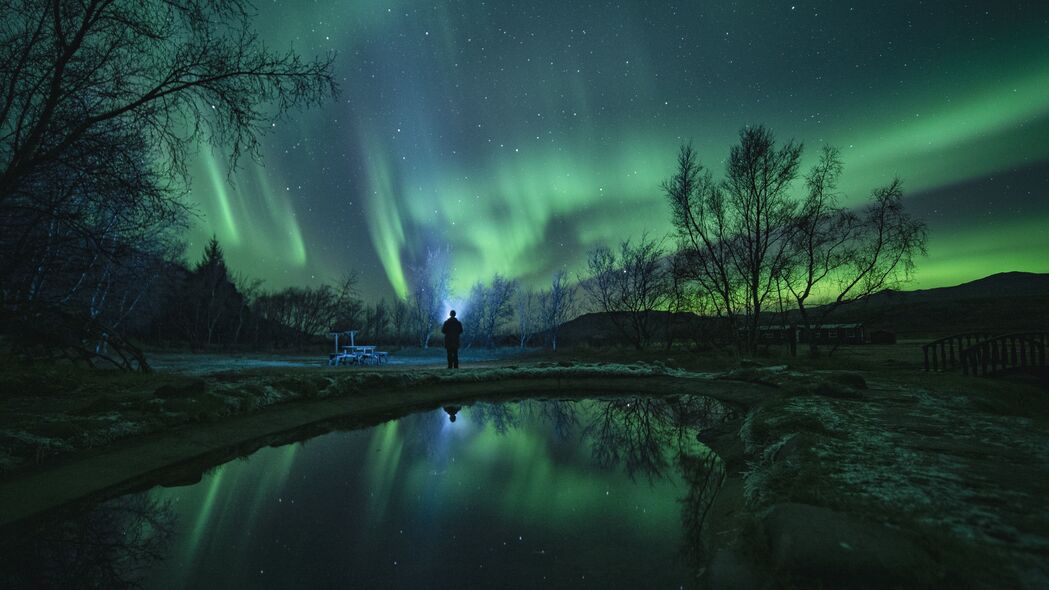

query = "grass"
[726,367,1049,588]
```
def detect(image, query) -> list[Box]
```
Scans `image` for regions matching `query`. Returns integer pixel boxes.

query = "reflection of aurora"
[5,397,734,587]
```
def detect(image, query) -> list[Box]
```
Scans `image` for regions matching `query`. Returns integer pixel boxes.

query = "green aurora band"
[181,1,1049,298]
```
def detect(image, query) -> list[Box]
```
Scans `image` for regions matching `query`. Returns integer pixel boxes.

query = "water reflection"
[0,495,176,589]
[680,451,726,569]
[528,401,581,440]
[1,395,733,589]
[470,402,521,434]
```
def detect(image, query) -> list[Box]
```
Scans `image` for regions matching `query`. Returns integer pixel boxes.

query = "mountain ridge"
[868,271,1049,303]
[558,272,1049,343]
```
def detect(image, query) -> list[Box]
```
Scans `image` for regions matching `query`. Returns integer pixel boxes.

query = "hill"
[557,311,718,348]
[557,272,1049,344]
[864,272,1049,303]
[827,272,1049,336]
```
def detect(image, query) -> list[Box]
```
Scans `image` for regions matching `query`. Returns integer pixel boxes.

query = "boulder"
[763,503,937,587]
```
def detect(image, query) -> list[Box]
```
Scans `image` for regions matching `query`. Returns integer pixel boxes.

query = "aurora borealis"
[185,1,1049,298]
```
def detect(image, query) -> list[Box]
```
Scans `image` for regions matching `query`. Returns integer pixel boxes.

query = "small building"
[868,329,897,344]
[755,323,865,345]
[756,325,801,344]
[807,323,865,345]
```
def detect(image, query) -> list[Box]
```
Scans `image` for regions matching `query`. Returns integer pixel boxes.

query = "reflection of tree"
[399,409,449,457]
[678,450,726,568]
[671,395,738,428]
[580,395,730,574]
[524,400,581,440]
[584,398,681,482]
[469,402,519,435]
[1,494,176,589]
[583,396,731,482]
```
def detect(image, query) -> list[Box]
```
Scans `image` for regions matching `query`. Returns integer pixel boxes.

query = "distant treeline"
[143,239,577,354]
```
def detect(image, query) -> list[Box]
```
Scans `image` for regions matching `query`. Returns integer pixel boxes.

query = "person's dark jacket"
[442,317,463,349]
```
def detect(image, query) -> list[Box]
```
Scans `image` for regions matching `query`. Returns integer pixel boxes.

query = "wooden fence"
[959,332,1048,377]
[922,332,995,372]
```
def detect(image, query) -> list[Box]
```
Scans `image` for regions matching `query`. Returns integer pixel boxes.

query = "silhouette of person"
[443,405,461,422]
[441,310,463,369]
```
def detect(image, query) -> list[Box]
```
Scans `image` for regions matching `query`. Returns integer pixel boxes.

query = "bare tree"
[232,273,264,347]
[390,298,411,346]
[538,269,576,351]
[723,126,802,354]
[666,127,802,355]
[776,145,854,354]
[253,274,358,350]
[663,143,742,348]
[779,149,927,354]
[332,295,365,340]
[514,288,538,349]
[667,131,926,357]
[459,274,516,348]
[581,234,670,350]
[461,281,485,348]
[406,246,451,348]
[476,274,518,348]
[0,0,336,202]
[2,130,188,310]
[370,298,390,345]
[0,0,335,366]
[664,246,699,350]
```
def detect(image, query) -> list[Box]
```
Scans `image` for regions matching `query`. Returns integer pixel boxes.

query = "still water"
[3,396,731,589]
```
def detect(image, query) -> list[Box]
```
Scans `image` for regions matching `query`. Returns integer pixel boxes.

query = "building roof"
[756,323,863,330]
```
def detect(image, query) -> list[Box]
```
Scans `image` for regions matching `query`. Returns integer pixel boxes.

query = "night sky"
[184,1,1049,299]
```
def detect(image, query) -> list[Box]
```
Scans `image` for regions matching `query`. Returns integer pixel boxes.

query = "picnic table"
[328,331,389,366]
[335,345,388,366]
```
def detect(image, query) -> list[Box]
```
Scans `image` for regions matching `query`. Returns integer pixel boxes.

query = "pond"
[1,395,734,589]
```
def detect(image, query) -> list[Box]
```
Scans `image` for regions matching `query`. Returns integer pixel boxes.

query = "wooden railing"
[922,332,995,371]
[959,332,1048,377]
